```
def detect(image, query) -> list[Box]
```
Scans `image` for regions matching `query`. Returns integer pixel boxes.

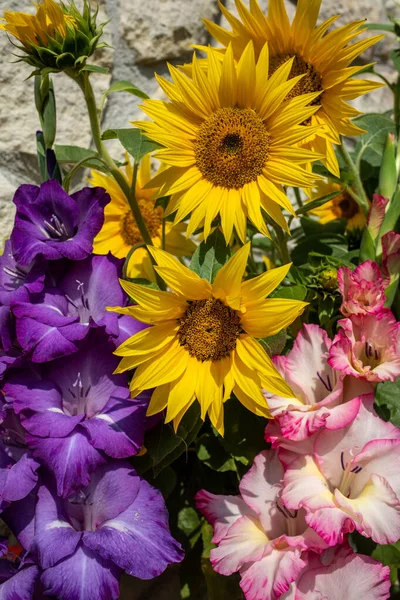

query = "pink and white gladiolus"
[196,450,326,600]
[282,398,400,546]
[337,261,386,317]
[264,324,373,441]
[328,310,400,383]
[282,545,391,600]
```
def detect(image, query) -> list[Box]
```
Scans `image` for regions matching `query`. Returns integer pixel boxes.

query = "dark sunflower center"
[194,107,270,189]
[177,298,242,362]
[332,192,360,220]
[120,199,162,245]
[269,53,323,105]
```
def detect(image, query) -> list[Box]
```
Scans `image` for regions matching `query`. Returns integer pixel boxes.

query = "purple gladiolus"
[10,181,109,265]
[0,539,40,599]
[12,254,132,362]
[32,462,183,599]
[5,331,148,497]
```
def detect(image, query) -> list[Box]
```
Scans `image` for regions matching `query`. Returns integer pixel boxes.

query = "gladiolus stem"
[337,141,370,216]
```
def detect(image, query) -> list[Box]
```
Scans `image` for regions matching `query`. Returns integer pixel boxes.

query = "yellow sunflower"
[135,41,323,244]
[310,180,366,230]
[108,244,307,435]
[203,0,384,177]
[0,0,74,46]
[89,155,196,280]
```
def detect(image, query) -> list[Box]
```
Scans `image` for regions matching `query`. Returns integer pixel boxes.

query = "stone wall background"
[0,0,398,237]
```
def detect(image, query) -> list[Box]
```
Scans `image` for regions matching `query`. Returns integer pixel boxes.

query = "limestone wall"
[0,0,398,237]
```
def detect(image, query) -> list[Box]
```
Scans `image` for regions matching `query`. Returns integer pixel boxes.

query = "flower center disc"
[120,200,162,245]
[194,107,270,189]
[269,54,323,103]
[178,298,242,362]
[334,192,360,220]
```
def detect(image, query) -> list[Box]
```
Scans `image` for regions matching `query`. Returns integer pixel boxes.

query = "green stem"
[337,141,370,216]
[293,186,303,209]
[394,77,400,138]
[73,71,166,289]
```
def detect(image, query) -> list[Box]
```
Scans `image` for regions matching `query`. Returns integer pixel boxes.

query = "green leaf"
[81,64,109,73]
[318,295,335,326]
[42,83,57,149]
[190,229,230,282]
[365,22,396,32]
[391,48,400,75]
[354,114,396,168]
[219,399,266,468]
[359,227,376,262]
[374,379,400,427]
[295,191,342,216]
[36,131,47,182]
[100,80,149,110]
[260,330,287,357]
[202,560,243,600]
[372,541,400,585]
[54,144,103,168]
[101,128,162,162]
[272,285,307,300]
[141,402,203,477]
[178,507,202,548]
[197,435,237,473]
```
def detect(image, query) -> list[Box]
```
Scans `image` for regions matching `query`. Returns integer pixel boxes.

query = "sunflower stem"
[337,140,370,216]
[293,187,303,208]
[72,71,165,289]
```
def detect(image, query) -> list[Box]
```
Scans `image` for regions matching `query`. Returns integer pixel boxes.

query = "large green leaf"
[54,144,104,168]
[374,378,400,427]
[353,114,396,168]
[190,229,231,282]
[372,541,400,585]
[137,403,203,477]
[295,191,342,216]
[101,128,162,162]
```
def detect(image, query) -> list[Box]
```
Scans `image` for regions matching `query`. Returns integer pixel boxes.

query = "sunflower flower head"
[90,154,195,281]
[0,0,106,72]
[108,244,307,435]
[135,41,324,244]
[310,180,366,231]
[204,0,385,177]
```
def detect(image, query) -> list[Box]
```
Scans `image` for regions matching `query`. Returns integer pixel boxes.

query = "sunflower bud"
[319,268,338,292]
[0,0,107,73]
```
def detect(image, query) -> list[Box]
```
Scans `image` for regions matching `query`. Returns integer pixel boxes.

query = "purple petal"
[0,240,46,305]
[15,316,83,363]
[0,564,39,600]
[0,451,40,504]
[0,306,14,352]
[40,542,120,600]
[2,490,37,550]
[34,484,82,568]
[81,396,147,458]
[112,314,148,347]
[83,478,184,579]
[27,431,105,498]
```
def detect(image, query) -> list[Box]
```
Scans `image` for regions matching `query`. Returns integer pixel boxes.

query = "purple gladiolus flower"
[0,404,40,510]
[0,540,40,599]
[0,240,46,305]
[33,462,183,599]
[5,331,148,497]
[12,254,133,362]
[10,181,109,265]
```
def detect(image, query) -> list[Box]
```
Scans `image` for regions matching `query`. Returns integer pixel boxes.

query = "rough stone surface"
[0,0,398,239]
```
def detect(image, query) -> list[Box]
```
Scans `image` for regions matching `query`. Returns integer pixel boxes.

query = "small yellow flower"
[89,155,195,281]
[0,0,104,71]
[310,180,366,231]
[135,41,323,244]
[108,244,307,435]
[204,0,384,177]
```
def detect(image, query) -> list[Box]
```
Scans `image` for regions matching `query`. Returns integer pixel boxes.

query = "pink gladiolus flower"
[196,450,326,600]
[382,231,400,287]
[282,398,400,546]
[264,324,373,441]
[338,261,386,316]
[366,194,389,242]
[328,311,400,382]
[281,545,391,600]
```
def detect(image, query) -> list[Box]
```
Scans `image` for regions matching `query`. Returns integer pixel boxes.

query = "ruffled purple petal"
[34,484,82,568]
[0,564,39,600]
[0,450,40,505]
[83,478,184,579]
[27,431,105,498]
[2,490,37,550]
[81,396,147,458]
[40,542,120,600]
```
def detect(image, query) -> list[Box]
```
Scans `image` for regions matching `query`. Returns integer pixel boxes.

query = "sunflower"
[89,155,196,280]
[135,42,323,244]
[108,244,307,435]
[203,0,384,177]
[310,180,366,230]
